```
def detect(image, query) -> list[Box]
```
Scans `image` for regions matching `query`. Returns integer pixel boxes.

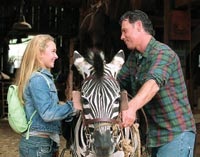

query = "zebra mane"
[88,50,104,79]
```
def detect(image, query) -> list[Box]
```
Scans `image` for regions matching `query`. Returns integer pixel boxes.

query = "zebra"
[69,49,141,157]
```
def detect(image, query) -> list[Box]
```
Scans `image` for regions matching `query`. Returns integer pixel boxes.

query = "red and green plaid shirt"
[117,37,196,147]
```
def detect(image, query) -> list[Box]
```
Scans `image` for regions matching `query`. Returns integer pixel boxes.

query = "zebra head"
[73,50,125,157]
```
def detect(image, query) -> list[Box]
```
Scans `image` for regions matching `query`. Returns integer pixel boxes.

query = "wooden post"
[164,0,170,44]
[65,38,74,100]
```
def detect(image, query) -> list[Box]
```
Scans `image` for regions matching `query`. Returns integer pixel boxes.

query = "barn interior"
[0,0,200,156]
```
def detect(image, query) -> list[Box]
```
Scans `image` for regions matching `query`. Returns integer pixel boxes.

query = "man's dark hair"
[119,10,155,36]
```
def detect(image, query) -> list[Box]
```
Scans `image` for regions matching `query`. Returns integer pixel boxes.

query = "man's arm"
[122,79,159,127]
[130,79,159,110]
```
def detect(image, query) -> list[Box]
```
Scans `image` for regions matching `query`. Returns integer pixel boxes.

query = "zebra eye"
[81,97,89,105]
[113,98,120,104]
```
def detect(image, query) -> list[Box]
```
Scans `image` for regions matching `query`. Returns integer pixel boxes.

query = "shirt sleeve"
[28,75,74,122]
[145,49,176,88]
[117,54,132,91]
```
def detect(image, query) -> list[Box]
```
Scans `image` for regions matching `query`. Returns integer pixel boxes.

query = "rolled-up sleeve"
[145,49,176,88]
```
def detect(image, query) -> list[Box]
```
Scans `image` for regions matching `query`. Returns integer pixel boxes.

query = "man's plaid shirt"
[117,37,196,147]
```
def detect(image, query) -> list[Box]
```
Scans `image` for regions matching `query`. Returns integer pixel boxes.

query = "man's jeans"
[151,131,196,157]
[19,136,58,157]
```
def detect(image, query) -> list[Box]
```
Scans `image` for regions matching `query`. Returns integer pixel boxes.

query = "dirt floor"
[0,118,70,157]
[1,117,200,157]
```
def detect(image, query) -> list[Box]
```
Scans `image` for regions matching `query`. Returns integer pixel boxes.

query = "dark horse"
[77,0,147,145]
[78,0,129,63]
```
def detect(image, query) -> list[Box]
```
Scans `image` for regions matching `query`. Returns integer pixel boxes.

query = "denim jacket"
[24,69,74,134]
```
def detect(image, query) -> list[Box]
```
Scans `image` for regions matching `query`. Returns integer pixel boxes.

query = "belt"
[23,133,50,139]
[35,134,50,138]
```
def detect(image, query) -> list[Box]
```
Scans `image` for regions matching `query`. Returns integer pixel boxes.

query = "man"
[117,10,196,157]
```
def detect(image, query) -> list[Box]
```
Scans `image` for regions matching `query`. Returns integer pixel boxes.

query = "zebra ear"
[110,49,125,66]
[107,49,125,77]
[73,50,92,79]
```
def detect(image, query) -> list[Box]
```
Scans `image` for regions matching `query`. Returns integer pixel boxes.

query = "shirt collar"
[38,68,53,79]
[142,37,156,58]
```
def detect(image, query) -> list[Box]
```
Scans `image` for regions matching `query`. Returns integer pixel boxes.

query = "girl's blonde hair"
[15,34,55,104]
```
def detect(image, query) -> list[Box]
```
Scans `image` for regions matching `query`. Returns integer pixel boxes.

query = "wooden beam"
[174,0,200,9]
[175,0,191,8]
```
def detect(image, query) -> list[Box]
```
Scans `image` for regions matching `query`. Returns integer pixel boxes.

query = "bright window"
[8,35,34,68]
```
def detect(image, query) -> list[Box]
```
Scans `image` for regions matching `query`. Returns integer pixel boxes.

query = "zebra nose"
[93,130,115,156]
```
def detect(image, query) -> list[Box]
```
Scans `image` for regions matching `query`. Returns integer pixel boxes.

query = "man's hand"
[121,79,159,127]
[121,102,137,127]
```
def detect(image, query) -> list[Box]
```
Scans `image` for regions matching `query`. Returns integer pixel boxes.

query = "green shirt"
[117,37,196,147]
